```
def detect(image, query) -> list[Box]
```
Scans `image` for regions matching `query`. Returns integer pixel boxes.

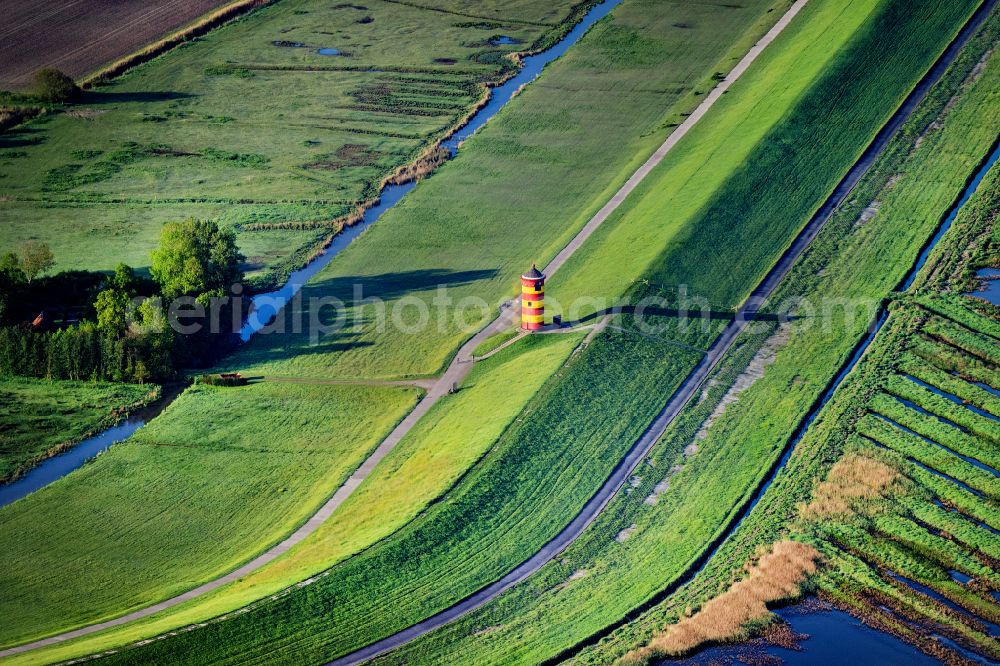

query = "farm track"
[3,0,991,661]
[326,0,999,662]
[0,0,807,658]
[262,376,436,390]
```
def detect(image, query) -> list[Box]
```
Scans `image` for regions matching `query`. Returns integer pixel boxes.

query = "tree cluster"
[0,219,245,383]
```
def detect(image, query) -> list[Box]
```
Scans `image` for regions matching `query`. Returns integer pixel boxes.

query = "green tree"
[17,240,54,283]
[0,251,26,323]
[32,68,78,103]
[94,264,137,338]
[0,252,22,279]
[150,219,244,299]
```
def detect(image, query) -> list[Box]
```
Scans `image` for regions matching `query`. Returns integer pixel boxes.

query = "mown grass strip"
[914,295,1000,341]
[858,417,998,498]
[904,496,1000,560]
[89,328,701,665]
[924,316,1000,366]
[0,382,419,648]
[910,336,1000,387]
[900,356,1000,418]
[870,391,1000,470]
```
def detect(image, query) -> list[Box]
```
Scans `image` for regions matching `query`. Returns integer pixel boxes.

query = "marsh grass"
[799,454,901,519]
[620,541,821,663]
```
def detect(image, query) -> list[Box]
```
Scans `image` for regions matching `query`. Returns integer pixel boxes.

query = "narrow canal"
[662,139,1000,665]
[0,0,624,509]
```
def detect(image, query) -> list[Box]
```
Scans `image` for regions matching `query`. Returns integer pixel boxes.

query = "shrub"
[32,69,78,103]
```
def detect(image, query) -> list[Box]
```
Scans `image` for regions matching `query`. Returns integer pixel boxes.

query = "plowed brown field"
[0,0,230,90]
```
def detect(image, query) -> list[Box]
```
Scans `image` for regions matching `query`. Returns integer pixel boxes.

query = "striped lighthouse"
[521,264,545,331]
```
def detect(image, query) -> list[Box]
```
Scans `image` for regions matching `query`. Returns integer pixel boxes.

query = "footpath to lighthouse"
[0,1,815,656]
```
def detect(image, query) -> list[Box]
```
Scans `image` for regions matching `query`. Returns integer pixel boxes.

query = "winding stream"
[0,0,624,509]
[240,0,622,339]
[0,384,186,510]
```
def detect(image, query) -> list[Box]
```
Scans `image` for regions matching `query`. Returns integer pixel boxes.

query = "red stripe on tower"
[521,264,545,331]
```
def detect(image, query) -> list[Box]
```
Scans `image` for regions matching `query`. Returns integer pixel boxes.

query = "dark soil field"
[0,0,231,90]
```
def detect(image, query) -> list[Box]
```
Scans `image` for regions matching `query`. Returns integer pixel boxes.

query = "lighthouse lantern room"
[521,264,545,331]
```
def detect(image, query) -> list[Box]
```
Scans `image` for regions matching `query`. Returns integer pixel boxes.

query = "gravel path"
[0,0,814,659]
[325,0,998,661]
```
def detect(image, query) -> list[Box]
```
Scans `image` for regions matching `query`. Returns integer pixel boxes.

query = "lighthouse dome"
[522,264,544,280]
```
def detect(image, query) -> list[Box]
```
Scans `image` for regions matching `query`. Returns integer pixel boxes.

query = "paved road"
[9,0,988,657]
[326,0,998,662]
[0,0,813,660]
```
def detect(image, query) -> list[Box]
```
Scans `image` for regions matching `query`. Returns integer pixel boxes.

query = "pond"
[967,267,1000,305]
[668,600,940,666]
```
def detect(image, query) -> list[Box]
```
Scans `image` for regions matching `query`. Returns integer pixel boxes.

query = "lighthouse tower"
[521,264,545,331]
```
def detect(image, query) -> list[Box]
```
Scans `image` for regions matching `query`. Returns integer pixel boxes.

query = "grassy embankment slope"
[5,332,583,665]
[0,381,419,647]
[82,0,988,664]
[564,13,1000,665]
[0,378,158,483]
[222,0,796,380]
[0,0,794,660]
[0,0,587,283]
[97,322,704,665]
[358,2,1000,665]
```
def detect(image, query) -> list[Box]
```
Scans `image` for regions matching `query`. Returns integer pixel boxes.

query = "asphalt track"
[326,0,998,662]
[3,0,992,658]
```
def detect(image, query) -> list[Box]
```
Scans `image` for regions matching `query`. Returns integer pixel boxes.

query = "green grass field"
[563,24,1000,663]
[3,0,994,663]
[0,381,418,647]
[5,333,583,665]
[0,0,799,658]
[217,0,794,380]
[0,378,158,483]
[0,0,588,283]
[92,322,702,665]
[549,0,980,313]
[225,0,977,385]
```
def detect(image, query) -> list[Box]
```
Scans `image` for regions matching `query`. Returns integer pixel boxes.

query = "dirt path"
[0,0,815,658]
[325,0,998,662]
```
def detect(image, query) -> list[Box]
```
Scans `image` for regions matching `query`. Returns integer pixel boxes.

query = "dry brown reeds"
[619,540,822,665]
[385,144,450,185]
[799,453,900,519]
